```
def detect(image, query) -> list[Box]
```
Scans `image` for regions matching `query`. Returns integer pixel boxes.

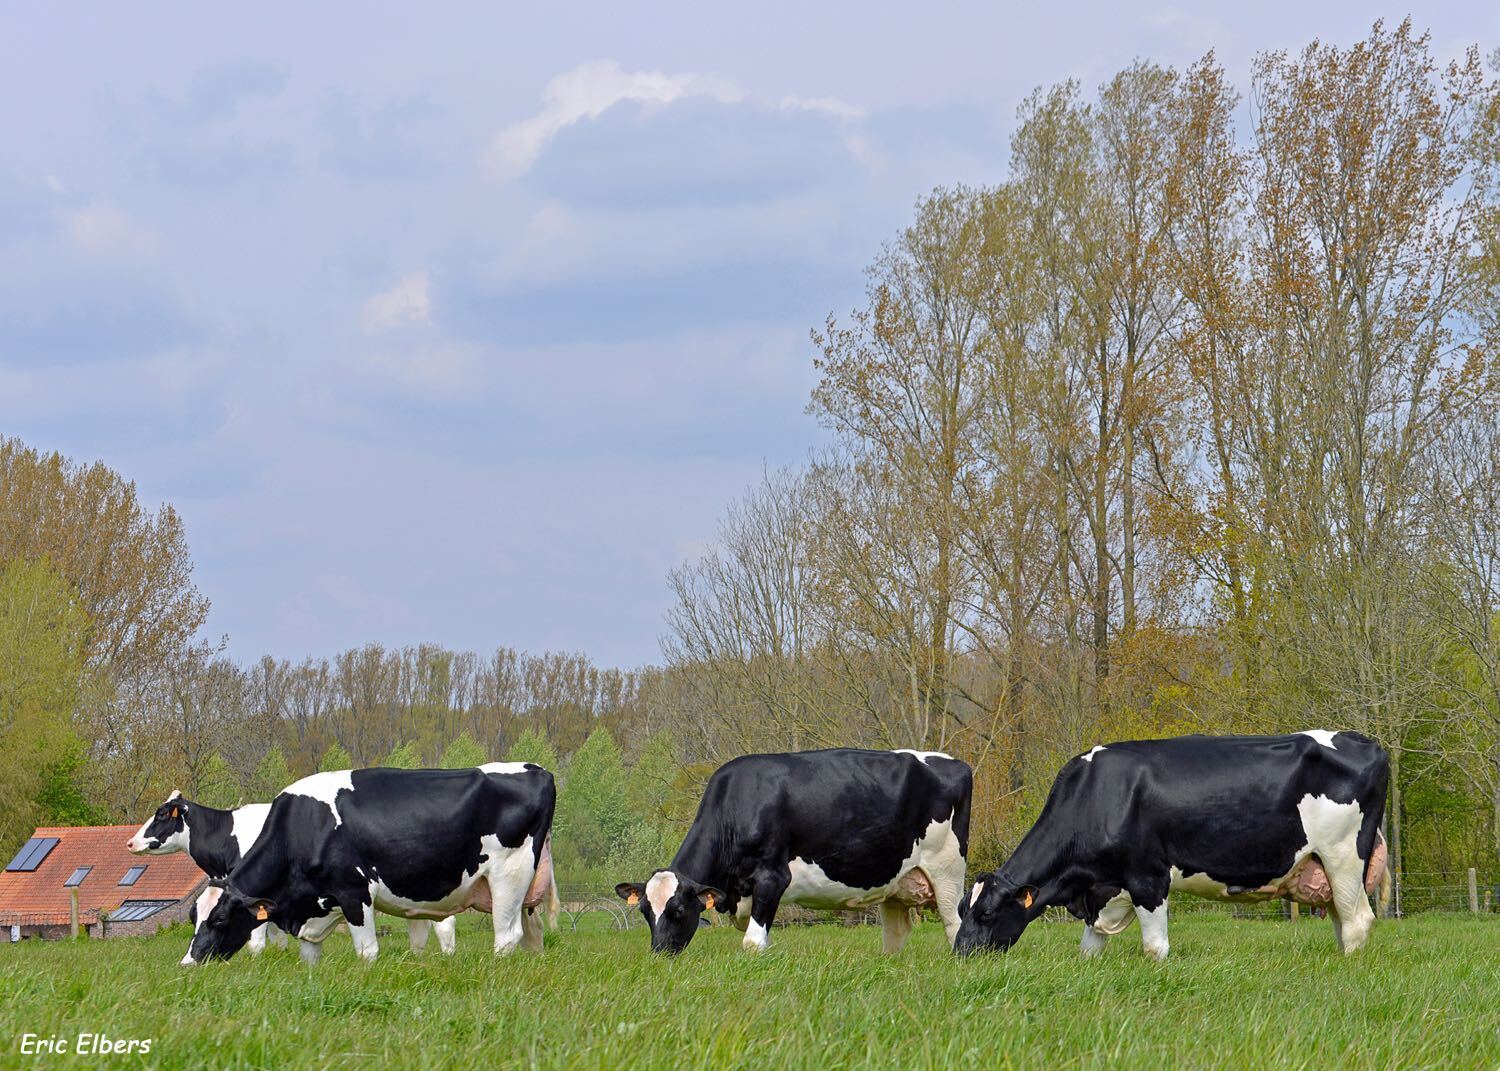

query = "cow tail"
[547,868,561,931]
[1377,832,1392,917]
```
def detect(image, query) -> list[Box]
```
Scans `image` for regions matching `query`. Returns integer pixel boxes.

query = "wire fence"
[552,878,1500,932]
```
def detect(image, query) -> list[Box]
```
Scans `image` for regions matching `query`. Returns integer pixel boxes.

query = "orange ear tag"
[254,904,270,921]
[627,892,640,906]
[704,893,717,910]
[1022,890,1034,909]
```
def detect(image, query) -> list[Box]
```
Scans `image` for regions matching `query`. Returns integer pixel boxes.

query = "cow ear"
[697,887,725,911]
[1014,886,1038,911]
[615,882,644,906]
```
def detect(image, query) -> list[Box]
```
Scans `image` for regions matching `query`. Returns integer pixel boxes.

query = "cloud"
[65,202,159,259]
[362,272,431,332]
[485,59,744,180]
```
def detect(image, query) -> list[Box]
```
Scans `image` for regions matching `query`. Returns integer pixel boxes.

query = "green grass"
[1,912,1496,1069]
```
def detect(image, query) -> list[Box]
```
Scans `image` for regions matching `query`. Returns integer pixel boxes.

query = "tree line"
[1,22,1498,902]
[656,22,1500,897]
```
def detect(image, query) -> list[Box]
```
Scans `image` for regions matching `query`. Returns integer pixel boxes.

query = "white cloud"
[361,271,430,332]
[66,202,158,258]
[778,95,865,120]
[485,59,744,180]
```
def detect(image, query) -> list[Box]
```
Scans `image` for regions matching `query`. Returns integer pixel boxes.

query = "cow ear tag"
[703,892,716,910]
[627,892,640,906]
[170,806,179,819]
[1022,890,1034,909]
[254,904,270,921]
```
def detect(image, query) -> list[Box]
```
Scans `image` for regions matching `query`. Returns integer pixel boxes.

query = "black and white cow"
[616,748,971,955]
[128,792,459,963]
[189,762,555,964]
[955,731,1390,960]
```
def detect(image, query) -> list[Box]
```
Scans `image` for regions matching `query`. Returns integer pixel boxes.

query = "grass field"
[1,912,1497,1070]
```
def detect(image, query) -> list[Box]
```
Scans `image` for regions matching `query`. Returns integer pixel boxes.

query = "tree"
[0,559,88,852]
[319,741,353,772]
[0,437,208,679]
[382,741,422,769]
[555,728,631,873]
[440,731,487,769]
[195,753,241,809]
[249,746,293,800]
[503,725,558,770]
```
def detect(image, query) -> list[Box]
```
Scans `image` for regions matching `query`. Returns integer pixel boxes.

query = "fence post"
[1289,900,1299,922]
[1468,868,1479,915]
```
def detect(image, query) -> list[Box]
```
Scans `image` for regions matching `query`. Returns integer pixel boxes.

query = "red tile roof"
[0,825,206,925]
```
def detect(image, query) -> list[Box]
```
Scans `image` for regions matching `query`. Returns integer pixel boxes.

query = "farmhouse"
[0,825,206,941]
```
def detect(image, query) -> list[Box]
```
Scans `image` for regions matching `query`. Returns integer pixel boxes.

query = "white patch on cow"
[478,761,536,775]
[1168,865,1232,900]
[892,749,953,764]
[743,918,770,952]
[228,804,271,858]
[282,770,355,826]
[1080,925,1109,957]
[1080,745,1107,762]
[1093,890,1136,935]
[645,870,679,919]
[1136,902,1169,960]
[970,882,984,907]
[1299,729,1339,750]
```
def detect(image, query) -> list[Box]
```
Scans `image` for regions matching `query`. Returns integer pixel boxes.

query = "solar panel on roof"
[64,865,92,887]
[119,865,147,886]
[5,837,59,872]
[109,901,173,922]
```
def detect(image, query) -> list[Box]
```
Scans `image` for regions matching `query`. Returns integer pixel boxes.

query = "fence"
[552,874,1500,932]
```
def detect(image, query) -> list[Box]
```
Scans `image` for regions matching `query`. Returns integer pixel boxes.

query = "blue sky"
[2,3,1495,667]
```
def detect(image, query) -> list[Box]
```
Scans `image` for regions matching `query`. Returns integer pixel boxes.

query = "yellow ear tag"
[1022,890,1034,910]
[254,904,269,921]
[627,892,640,906]
[170,807,179,819]
[704,893,716,910]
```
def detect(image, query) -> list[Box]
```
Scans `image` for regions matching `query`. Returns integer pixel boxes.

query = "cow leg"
[267,923,289,948]
[434,915,457,954]
[299,939,322,965]
[731,896,751,932]
[343,898,380,963]
[743,869,789,953]
[408,919,432,953]
[247,922,269,956]
[879,901,914,954]
[1328,865,1375,954]
[1127,876,1171,961]
[1082,890,1136,958]
[486,841,539,955]
[295,910,341,966]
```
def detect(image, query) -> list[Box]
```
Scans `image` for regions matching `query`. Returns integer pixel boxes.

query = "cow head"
[186,880,274,964]
[615,870,725,954]
[953,873,1039,955]
[126,791,191,854]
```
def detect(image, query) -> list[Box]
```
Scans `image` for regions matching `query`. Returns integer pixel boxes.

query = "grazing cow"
[188,763,555,964]
[615,748,971,955]
[955,731,1390,960]
[128,791,459,962]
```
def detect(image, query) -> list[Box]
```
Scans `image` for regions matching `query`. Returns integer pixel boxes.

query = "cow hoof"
[1143,944,1169,962]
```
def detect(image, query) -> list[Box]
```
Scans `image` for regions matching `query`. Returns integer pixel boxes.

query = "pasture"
[1,912,1496,1070]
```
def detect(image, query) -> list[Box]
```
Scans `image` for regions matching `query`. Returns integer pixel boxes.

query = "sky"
[2,3,1496,668]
